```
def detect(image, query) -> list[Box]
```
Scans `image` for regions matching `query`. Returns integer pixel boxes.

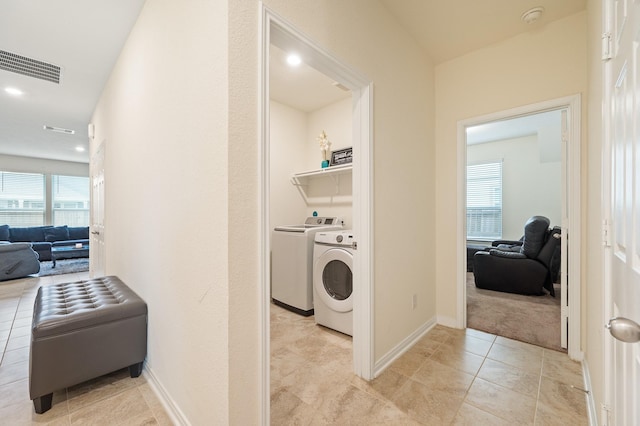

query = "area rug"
[466,272,564,352]
[37,258,89,277]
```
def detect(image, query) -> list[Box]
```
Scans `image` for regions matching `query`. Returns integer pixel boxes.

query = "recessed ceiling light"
[286,53,302,67]
[75,146,85,152]
[4,87,23,96]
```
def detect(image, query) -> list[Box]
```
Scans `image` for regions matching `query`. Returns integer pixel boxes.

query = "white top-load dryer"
[271,217,342,315]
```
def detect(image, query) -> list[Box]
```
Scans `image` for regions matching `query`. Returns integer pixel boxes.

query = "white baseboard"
[581,357,598,426]
[436,315,460,329]
[143,364,189,425]
[374,316,437,377]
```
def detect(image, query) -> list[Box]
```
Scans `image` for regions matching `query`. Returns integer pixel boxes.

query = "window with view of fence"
[0,171,89,227]
[52,175,90,226]
[0,171,45,226]
[467,161,502,240]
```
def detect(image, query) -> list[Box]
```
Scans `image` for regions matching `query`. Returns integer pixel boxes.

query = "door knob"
[91,231,100,235]
[606,317,640,343]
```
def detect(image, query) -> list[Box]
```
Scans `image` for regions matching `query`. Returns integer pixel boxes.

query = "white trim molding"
[457,95,582,359]
[581,357,598,426]
[374,317,437,377]
[259,3,375,424]
[142,365,189,426]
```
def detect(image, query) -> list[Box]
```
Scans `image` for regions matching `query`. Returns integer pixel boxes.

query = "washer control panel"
[304,216,341,226]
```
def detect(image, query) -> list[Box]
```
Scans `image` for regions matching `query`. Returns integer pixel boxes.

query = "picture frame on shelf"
[330,147,352,166]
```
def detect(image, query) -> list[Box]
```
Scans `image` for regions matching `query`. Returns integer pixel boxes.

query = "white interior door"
[90,142,105,277]
[605,0,640,424]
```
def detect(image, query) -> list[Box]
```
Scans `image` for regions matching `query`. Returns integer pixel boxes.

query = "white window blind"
[52,175,90,226]
[467,161,502,240]
[0,171,46,226]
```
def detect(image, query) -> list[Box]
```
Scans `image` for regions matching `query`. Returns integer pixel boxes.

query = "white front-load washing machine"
[271,217,342,316]
[313,230,354,336]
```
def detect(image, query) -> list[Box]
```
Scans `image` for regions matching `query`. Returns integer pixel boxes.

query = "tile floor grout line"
[465,330,544,424]
[454,337,493,424]
[0,282,25,367]
[532,364,545,425]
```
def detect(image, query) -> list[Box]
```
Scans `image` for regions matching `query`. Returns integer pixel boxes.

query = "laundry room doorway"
[259,6,374,420]
[458,96,582,359]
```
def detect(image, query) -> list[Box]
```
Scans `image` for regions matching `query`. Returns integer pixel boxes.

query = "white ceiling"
[467,110,562,145]
[0,0,145,164]
[0,1,586,164]
[467,109,563,163]
[270,45,350,113]
[380,0,587,64]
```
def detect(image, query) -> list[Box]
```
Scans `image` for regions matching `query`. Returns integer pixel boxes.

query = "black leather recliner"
[473,216,561,296]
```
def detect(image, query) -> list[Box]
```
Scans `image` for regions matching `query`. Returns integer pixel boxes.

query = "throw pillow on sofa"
[9,226,50,242]
[43,226,70,242]
[68,226,89,240]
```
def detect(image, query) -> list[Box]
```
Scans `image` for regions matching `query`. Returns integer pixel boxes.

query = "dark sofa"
[473,216,560,296]
[0,225,89,262]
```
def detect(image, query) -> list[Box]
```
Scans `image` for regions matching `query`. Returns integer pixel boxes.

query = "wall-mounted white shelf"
[290,164,352,203]
[291,163,352,183]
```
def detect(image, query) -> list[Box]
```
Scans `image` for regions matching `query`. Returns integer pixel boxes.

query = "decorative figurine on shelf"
[317,130,331,168]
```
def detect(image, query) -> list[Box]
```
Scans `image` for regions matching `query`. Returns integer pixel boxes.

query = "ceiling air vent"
[0,50,61,84]
[43,125,75,135]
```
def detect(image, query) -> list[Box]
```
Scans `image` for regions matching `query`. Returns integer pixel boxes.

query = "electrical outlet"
[412,294,418,310]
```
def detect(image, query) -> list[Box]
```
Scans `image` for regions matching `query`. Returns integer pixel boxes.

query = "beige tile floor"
[271,303,589,425]
[0,270,171,425]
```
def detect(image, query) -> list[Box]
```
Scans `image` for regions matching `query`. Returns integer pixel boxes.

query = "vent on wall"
[0,50,61,84]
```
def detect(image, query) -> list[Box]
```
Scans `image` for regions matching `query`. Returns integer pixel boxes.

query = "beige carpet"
[466,272,565,352]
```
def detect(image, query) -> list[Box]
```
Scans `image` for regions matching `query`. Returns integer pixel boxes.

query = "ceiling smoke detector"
[43,125,75,135]
[521,7,545,24]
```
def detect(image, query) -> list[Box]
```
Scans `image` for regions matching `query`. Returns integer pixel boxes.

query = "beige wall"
[435,12,588,323]
[87,1,603,422]
[305,97,352,171]
[585,0,604,420]
[255,0,436,365]
[0,154,88,176]
[90,0,230,424]
[305,98,353,226]
[269,100,309,231]
[92,0,435,423]
[270,98,353,229]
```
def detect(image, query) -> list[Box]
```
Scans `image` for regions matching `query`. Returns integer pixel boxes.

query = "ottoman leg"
[33,393,53,414]
[129,362,143,378]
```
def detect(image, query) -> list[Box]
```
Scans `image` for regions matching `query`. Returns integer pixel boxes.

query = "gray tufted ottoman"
[29,276,147,414]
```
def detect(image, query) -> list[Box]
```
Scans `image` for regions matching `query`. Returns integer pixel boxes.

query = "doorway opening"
[457,95,582,360]
[259,6,374,421]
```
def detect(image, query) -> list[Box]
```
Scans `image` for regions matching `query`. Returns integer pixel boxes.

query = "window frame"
[0,170,89,228]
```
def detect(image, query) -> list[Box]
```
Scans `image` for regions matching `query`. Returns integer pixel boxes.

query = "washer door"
[314,248,353,312]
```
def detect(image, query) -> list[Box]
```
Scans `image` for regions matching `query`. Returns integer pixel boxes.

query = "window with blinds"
[0,171,46,226]
[52,175,90,226]
[467,161,503,240]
